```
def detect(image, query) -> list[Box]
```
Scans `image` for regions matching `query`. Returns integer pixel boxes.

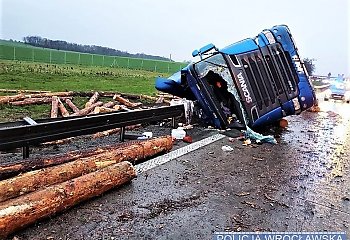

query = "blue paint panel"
[268,25,297,57]
[252,107,283,127]
[220,39,258,55]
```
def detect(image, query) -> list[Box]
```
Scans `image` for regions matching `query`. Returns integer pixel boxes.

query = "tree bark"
[65,99,80,113]
[113,94,142,108]
[58,98,70,117]
[0,136,171,202]
[0,147,112,180]
[0,89,51,94]
[103,101,117,108]
[70,101,103,116]
[50,96,59,118]
[93,106,118,114]
[85,91,99,108]
[9,97,71,106]
[0,94,26,104]
[0,161,136,239]
[26,91,74,98]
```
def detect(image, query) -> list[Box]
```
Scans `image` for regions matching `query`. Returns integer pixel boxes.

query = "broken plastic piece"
[171,127,186,140]
[221,145,234,152]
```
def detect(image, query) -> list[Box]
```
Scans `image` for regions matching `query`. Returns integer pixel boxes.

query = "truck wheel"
[324,97,329,101]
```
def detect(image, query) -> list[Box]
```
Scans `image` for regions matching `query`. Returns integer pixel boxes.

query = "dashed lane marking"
[135,133,225,174]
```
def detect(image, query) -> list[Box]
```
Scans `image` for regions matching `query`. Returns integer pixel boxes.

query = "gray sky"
[1,0,349,76]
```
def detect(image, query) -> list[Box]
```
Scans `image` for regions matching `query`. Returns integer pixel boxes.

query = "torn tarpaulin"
[244,126,277,144]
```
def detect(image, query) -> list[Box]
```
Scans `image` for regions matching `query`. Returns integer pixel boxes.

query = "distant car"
[324,78,350,103]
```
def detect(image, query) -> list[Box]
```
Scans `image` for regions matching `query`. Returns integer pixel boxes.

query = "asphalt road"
[10,96,350,239]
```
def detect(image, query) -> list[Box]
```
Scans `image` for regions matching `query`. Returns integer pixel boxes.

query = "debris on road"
[235,192,250,197]
[171,127,186,140]
[221,145,234,152]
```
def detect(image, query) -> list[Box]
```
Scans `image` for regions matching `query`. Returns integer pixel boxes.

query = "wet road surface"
[12,96,350,239]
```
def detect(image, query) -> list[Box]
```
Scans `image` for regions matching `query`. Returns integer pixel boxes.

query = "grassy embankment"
[0,60,168,122]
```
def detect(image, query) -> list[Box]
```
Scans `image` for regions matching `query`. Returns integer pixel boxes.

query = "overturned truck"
[156,25,317,129]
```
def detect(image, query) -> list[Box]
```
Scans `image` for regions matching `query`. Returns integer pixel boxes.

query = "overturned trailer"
[156,25,317,129]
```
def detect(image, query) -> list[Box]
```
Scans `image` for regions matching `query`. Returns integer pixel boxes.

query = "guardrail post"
[120,127,126,142]
[171,117,176,128]
[22,146,30,159]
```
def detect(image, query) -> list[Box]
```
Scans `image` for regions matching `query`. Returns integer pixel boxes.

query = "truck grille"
[234,43,299,112]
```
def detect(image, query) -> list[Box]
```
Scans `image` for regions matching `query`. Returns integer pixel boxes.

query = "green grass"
[0,40,187,73]
[0,60,170,122]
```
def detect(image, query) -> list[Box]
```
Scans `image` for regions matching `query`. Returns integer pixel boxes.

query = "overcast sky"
[1,0,349,76]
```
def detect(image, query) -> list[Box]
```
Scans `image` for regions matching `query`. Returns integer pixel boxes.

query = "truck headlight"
[263,30,276,44]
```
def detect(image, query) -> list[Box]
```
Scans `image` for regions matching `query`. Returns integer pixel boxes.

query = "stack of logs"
[0,135,173,238]
[0,90,176,119]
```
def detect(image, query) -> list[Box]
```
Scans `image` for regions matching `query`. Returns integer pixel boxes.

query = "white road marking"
[135,134,225,174]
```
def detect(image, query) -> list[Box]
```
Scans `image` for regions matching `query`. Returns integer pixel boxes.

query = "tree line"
[22,36,172,62]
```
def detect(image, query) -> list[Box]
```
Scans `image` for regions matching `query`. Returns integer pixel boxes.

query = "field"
[0,60,169,122]
[0,40,187,73]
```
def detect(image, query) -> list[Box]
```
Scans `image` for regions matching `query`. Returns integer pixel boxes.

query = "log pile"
[0,90,172,120]
[0,136,173,238]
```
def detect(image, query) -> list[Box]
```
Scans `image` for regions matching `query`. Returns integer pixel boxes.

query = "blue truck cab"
[156,25,317,129]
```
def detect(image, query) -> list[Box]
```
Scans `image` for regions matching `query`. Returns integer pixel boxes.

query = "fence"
[0,44,187,73]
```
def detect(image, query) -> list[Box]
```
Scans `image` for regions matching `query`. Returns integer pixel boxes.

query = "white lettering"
[275,235,282,240]
[312,235,322,240]
[265,235,275,240]
[237,72,253,104]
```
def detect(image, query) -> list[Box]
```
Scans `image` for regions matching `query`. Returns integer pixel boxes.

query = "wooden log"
[103,101,117,108]
[92,124,141,139]
[65,99,80,113]
[0,144,124,180]
[10,97,52,106]
[0,136,171,202]
[42,137,74,146]
[140,94,158,101]
[50,96,59,118]
[58,98,70,117]
[93,106,118,114]
[85,91,99,108]
[113,94,142,108]
[70,101,103,116]
[0,94,26,104]
[0,89,51,94]
[25,91,74,98]
[0,161,136,239]
[9,97,71,106]
[155,96,165,104]
[113,105,122,111]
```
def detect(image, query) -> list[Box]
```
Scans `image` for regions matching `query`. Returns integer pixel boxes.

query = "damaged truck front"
[156,25,317,129]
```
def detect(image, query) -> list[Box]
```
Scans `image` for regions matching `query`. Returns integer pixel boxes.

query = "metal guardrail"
[0,105,184,157]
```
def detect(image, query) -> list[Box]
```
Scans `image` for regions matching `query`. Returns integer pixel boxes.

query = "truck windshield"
[193,53,247,127]
[194,54,228,78]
